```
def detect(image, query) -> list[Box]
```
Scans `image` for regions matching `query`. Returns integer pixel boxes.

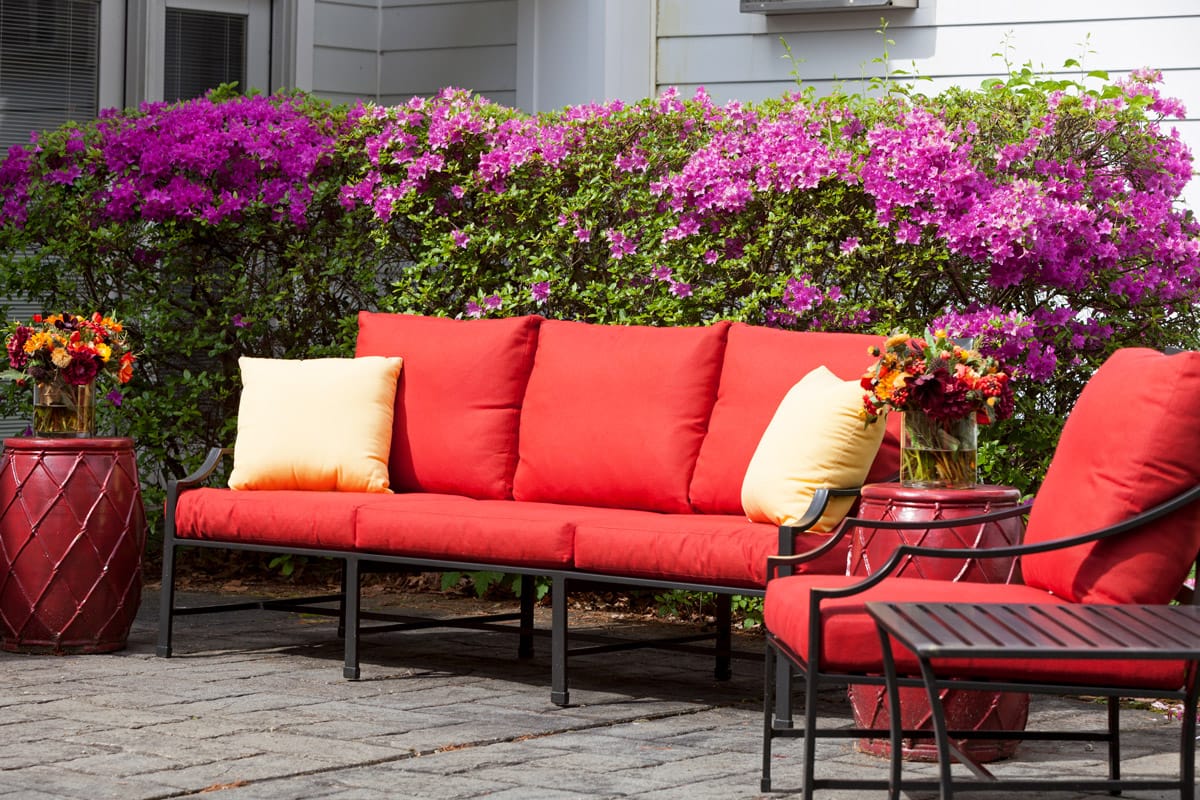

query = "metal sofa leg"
[342,557,361,680]
[155,536,177,658]
[518,575,535,659]
[715,593,732,681]
[336,559,348,639]
[551,574,569,706]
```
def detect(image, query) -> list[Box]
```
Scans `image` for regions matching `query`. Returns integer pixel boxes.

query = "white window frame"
[124,0,270,106]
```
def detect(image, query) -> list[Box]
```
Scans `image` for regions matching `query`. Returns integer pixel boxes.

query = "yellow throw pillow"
[229,356,404,492]
[741,366,886,530]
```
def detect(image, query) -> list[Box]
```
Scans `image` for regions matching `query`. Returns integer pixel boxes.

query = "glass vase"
[32,378,96,437]
[900,409,977,489]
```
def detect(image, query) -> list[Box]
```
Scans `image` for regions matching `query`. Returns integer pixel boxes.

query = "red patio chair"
[760,347,1200,798]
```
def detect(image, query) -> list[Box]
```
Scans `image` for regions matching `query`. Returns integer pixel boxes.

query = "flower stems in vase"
[900,409,977,488]
[32,378,96,437]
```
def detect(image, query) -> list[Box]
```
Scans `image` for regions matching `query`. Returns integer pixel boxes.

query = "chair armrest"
[170,447,231,492]
[163,447,231,540]
[767,495,1032,580]
[811,481,1200,602]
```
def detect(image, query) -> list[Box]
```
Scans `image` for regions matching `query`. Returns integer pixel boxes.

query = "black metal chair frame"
[760,481,1200,799]
[157,448,848,706]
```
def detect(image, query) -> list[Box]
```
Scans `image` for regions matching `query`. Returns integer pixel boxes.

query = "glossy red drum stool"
[847,483,1030,762]
[0,437,146,653]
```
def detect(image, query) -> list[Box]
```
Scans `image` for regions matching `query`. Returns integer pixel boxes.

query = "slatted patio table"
[866,601,1200,798]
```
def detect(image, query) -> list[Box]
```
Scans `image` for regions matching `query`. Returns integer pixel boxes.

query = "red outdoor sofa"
[158,312,901,705]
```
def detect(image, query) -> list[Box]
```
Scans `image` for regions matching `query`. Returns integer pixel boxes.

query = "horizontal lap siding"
[380,0,518,104]
[312,0,518,106]
[313,1,380,98]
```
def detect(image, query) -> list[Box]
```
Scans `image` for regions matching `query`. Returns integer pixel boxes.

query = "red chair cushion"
[764,575,1189,690]
[174,488,363,549]
[354,495,579,568]
[689,323,901,515]
[572,508,849,588]
[1022,348,1200,604]
[355,312,541,500]
[513,320,729,514]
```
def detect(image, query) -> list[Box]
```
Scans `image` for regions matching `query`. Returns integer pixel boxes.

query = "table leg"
[874,621,903,800]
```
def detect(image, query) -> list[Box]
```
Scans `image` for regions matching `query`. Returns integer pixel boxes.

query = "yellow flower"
[24,331,53,353]
[96,343,112,362]
[51,347,71,368]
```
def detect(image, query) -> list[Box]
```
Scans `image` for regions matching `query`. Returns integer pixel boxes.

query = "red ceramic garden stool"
[847,483,1030,762]
[0,437,146,653]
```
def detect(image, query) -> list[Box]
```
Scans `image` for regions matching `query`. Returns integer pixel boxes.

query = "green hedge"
[0,64,1196,535]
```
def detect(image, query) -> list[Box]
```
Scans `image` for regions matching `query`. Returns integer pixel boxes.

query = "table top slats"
[867,602,1200,661]
[1140,605,1200,649]
[971,604,1092,649]
[1069,605,1168,649]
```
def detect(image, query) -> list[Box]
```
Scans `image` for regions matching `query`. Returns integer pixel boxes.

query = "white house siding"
[311,0,381,104]
[310,0,519,107]
[657,0,1200,203]
[379,0,518,106]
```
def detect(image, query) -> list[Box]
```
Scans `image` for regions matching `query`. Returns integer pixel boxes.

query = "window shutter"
[163,8,247,102]
[0,0,100,149]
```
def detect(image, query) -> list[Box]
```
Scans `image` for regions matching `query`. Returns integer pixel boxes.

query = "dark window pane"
[0,0,100,148]
[164,8,247,102]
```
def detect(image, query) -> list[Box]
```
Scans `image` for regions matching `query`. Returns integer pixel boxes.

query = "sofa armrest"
[771,487,866,577]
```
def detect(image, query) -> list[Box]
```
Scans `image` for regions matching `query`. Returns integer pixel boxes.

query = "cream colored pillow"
[741,366,886,530]
[229,356,404,492]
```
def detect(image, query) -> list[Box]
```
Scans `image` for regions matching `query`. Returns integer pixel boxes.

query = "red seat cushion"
[1022,348,1200,604]
[764,575,1188,690]
[174,488,364,549]
[513,320,729,514]
[354,495,578,568]
[572,509,849,588]
[355,312,541,500]
[689,323,901,515]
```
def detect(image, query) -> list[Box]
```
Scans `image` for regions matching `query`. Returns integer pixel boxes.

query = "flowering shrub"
[0,56,1196,513]
[0,87,403,515]
[340,69,1200,489]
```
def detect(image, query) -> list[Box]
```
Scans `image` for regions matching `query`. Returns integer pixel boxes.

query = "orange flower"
[118,351,135,383]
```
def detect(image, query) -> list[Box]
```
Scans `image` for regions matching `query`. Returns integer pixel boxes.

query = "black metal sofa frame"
[157,447,846,707]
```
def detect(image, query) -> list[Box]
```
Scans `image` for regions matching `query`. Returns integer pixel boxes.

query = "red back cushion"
[512,320,729,513]
[1022,348,1200,604]
[689,323,901,515]
[355,312,541,499]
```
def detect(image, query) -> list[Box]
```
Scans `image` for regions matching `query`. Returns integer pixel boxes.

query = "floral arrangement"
[861,330,1015,488]
[861,329,1015,425]
[3,312,135,394]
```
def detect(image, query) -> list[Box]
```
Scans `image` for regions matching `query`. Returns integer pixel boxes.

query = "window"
[163,7,247,102]
[0,0,100,148]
